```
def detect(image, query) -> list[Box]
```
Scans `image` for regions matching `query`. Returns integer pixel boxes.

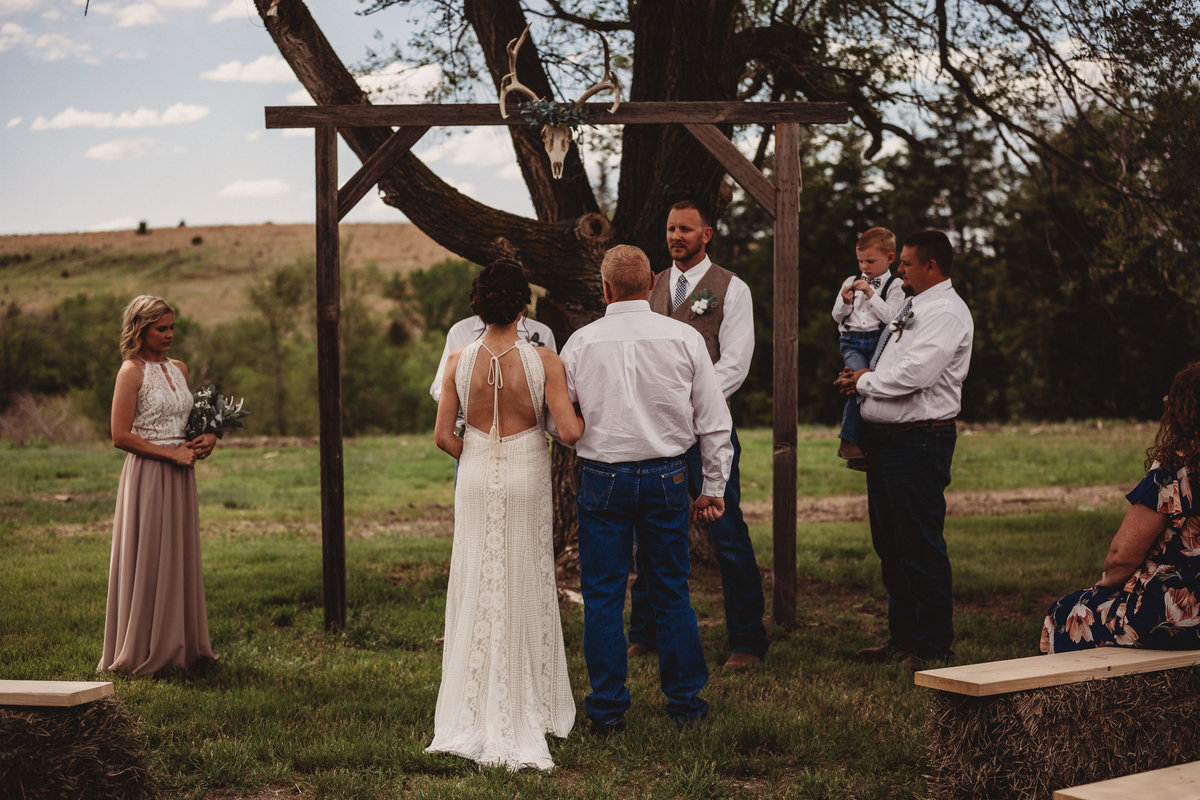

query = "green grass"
[0,424,1144,798]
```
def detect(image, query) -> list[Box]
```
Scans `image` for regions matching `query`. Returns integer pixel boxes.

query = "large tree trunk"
[255,0,610,555]
[255,0,742,564]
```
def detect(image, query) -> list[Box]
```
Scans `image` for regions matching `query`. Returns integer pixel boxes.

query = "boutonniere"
[889,308,915,340]
[689,288,719,318]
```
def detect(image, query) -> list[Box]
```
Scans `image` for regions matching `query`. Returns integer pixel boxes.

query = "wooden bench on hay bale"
[1053,759,1200,800]
[913,649,1200,800]
[0,679,156,799]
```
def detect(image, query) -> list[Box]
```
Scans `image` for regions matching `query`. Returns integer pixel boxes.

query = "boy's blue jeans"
[839,329,881,445]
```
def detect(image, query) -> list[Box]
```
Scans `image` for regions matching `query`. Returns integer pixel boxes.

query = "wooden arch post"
[265,101,848,631]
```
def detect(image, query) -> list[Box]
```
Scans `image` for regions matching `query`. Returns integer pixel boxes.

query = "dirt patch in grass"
[744,483,1125,525]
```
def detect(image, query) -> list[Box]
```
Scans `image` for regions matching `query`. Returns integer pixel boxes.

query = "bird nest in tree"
[0,698,157,799]
[925,665,1200,799]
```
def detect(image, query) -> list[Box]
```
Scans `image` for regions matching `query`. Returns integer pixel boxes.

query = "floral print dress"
[1042,464,1200,653]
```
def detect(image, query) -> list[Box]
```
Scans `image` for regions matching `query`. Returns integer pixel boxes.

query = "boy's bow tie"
[860,274,882,289]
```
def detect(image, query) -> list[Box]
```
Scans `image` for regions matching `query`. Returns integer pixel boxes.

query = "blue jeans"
[839,330,881,445]
[628,426,769,658]
[863,424,956,657]
[577,456,709,725]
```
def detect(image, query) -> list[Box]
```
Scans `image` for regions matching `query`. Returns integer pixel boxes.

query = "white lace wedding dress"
[425,338,575,771]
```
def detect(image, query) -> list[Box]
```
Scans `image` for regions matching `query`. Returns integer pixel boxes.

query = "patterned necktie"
[673,274,688,311]
[869,297,913,370]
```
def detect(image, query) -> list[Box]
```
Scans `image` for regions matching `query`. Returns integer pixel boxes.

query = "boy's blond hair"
[856,227,896,255]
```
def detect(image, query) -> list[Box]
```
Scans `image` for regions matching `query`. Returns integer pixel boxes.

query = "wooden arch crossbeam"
[264,100,849,631]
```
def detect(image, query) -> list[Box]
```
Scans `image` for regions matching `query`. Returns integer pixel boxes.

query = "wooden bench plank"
[1053,760,1200,800]
[914,648,1200,696]
[0,680,114,707]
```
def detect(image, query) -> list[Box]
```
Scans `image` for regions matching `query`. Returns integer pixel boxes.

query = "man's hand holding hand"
[834,366,870,397]
[693,495,725,523]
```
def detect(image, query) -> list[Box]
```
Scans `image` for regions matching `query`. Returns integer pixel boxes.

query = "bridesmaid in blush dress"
[98,295,219,676]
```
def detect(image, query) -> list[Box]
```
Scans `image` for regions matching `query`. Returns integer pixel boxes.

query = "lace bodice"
[131,359,193,445]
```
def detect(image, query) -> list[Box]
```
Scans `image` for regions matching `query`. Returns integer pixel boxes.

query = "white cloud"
[115,4,164,27]
[85,137,157,160]
[281,128,312,138]
[0,21,28,51]
[342,190,407,224]
[496,161,522,181]
[41,9,64,20]
[89,216,140,232]
[357,62,442,103]
[31,103,209,130]
[245,129,262,141]
[218,178,290,198]
[285,88,315,104]
[201,54,294,83]
[33,31,93,61]
[155,0,207,8]
[418,127,513,168]
[1,21,94,62]
[0,0,40,12]
[6,116,21,128]
[443,177,476,197]
[210,0,247,22]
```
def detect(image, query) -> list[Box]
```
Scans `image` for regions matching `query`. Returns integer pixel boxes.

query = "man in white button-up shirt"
[559,244,733,733]
[836,229,974,673]
[628,201,769,673]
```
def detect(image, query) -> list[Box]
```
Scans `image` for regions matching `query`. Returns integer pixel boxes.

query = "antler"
[573,33,621,114]
[499,24,542,119]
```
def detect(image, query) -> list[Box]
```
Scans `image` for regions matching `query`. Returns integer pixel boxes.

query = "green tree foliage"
[383,258,479,336]
[978,92,1200,420]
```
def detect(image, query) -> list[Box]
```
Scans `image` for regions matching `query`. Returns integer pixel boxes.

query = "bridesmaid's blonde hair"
[119,295,173,362]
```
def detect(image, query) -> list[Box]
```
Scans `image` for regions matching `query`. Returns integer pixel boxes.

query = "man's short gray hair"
[601,244,652,299]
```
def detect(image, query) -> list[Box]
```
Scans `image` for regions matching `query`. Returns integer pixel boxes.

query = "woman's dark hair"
[1147,360,1200,473]
[469,258,532,326]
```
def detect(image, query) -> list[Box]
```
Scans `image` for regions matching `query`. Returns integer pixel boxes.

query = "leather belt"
[864,418,957,435]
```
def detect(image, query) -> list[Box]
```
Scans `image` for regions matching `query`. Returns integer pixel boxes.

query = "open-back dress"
[425,338,574,770]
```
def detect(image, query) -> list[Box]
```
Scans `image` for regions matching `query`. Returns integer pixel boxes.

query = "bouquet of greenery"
[185,385,249,440]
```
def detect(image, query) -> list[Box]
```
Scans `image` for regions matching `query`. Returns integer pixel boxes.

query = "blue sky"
[0,0,535,235]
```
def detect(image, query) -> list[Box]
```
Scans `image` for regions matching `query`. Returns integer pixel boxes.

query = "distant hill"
[0,223,455,324]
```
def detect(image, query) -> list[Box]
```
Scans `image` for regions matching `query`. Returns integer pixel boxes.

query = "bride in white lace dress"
[428,260,584,771]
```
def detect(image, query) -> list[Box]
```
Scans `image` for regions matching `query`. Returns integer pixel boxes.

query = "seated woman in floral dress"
[1042,361,1200,653]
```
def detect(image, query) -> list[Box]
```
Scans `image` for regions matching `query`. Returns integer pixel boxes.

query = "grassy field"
[0,223,453,324]
[1,423,1151,798]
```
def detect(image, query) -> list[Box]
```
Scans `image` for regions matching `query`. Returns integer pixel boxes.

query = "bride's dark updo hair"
[470,258,533,325]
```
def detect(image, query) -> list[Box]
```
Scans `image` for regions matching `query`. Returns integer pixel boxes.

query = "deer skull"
[541,124,573,179]
[498,24,621,180]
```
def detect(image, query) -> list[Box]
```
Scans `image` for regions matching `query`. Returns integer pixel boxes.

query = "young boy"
[830,227,906,468]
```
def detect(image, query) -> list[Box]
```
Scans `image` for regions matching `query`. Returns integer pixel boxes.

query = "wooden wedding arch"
[264,99,849,631]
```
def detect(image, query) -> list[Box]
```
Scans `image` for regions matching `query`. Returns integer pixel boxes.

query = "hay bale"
[0,698,157,799]
[925,666,1200,799]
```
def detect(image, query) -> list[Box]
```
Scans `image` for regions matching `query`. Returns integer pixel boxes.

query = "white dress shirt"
[429,315,557,402]
[559,300,733,497]
[665,256,753,399]
[857,279,974,424]
[830,271,907,332]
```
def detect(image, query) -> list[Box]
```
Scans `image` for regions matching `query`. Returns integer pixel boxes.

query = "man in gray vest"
[627,200,769,671]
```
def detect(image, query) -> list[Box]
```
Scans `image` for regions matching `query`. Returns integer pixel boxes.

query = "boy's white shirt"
[830,270,907,332]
